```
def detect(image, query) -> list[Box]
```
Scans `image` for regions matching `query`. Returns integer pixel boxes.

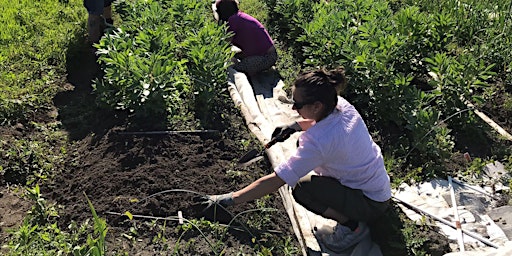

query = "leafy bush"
[94,0,232,128]
[265,0,512,178]
[264,0,317,62]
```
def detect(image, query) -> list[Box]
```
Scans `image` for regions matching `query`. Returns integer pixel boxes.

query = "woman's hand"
[193,192,235,211]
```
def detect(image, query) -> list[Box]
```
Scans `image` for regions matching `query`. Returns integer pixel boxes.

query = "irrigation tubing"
[115,188,283,244]
[110,212,218,253]
[392,196,499,248]
[105,210,283,235]
[117,130,220,135]
[131,189,239,225]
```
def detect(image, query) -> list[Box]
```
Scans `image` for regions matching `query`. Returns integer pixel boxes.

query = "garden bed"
[43,47,302,255]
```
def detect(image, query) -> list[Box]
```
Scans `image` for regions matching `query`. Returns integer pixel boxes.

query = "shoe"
[314,222,369,252]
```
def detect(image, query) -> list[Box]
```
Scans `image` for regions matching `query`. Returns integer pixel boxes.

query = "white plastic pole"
[392,196,499,248]
[449,176,465,252]
[450,177,499,200]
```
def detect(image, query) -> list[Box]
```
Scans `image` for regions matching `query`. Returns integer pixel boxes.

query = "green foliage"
[273,41,301,92]
[246,196,275,228]
[95,27,192,119]
[0,122,68,185]
[174,218,225,254]
[401,218,429,256]
[460,157,488,178]
[239,0,269,25]
[504,94,512,112]
[95,0,191,123]
[425,53,495,122]
[25,185,59,225]
[184,20,234,127]
[94,0,232,128]
[151,221,169,251]
[6,187,105,256]
[80,193,108,256]
[264,0,317,60]
[266,0,512,180]
[0,0,85,125]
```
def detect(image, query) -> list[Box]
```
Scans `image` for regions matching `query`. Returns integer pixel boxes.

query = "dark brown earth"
[481,81,512,135]
[47,129,302,255]
[6,40,510,255]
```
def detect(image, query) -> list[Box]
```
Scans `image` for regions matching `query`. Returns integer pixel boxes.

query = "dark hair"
[293,67,347,118]
[215,0,239,22]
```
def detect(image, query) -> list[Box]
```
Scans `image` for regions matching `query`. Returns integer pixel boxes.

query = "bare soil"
[481,81,512,135]
[0,188,31,255]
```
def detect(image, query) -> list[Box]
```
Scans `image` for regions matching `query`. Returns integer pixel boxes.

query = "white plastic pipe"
[392,196,499,248]
[449,176,465,252]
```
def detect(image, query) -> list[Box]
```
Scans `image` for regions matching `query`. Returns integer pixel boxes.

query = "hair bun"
[316,67,346,93]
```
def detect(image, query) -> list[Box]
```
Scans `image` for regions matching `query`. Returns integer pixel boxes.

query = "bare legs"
[87,6,112,44]
[103,5,112,22]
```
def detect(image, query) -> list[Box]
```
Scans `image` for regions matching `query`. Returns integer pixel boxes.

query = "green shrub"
[265,0,510,178]
[94,0,232,128]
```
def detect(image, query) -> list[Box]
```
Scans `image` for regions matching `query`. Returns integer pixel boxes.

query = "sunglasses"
[292,100,316,110]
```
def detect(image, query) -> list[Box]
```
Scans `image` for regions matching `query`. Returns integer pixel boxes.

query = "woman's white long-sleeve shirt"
[274,96,391,202]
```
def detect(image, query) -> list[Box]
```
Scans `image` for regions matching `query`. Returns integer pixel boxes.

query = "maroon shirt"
[227,11,274,57]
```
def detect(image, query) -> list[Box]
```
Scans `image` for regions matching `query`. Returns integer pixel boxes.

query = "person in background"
[196,67,392,252]
[214,0,278,76]
[84,0,115,44]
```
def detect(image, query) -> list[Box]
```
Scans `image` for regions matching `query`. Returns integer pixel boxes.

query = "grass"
[0,0,85,125]
[0,0,84,186]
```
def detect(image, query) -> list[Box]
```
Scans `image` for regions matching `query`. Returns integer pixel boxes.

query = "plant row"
[0,0,296,254]
[94,0,234,129]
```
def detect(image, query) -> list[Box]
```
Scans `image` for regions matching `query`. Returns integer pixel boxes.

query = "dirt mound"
[45,126,299,254]
[33,45,299,254]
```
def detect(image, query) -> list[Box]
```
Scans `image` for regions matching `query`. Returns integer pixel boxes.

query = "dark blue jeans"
[84,0,114,15]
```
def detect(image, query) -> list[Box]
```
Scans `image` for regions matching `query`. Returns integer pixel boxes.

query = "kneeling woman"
[198,67,391,253]
[214,0,277,76]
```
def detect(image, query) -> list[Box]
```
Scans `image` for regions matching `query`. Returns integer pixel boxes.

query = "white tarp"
[393,177,510,255]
